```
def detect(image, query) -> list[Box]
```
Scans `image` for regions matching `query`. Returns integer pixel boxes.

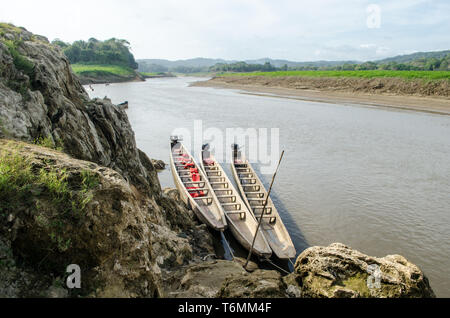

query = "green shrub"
[3,39,35,77]
[0,150,100,253]
[33,136,64,151]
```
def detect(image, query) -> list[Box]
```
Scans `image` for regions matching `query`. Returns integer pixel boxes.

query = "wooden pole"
[244,150,285,270]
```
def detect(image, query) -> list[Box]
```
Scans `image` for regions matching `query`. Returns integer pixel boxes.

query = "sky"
[1,0,449,61]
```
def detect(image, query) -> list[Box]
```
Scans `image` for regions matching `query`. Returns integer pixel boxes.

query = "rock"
[45,286,69,298]
[233,257,259,272]
[287,243,435,298]
[0,140,217,298]
[0,140,162,297]
[168,260,247,298]
[219,269,288,298]
[151,159,166,171]
[0,24,218,298]
[283,274,302,298]
[0,24,158,194]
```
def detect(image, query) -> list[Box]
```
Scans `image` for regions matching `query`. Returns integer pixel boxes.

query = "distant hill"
[244,58,360,68]
[375,50,450,64]
[137,57,359,73]
[137,50,449,73]
[138,58,235,73]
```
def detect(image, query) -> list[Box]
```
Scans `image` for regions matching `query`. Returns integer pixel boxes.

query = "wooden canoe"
[231,145,296,259]
[199,147,272,258]
[169,138,227,231]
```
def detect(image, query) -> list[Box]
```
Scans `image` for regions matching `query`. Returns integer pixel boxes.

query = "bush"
[0,149,100,253]
[3,40,35,77]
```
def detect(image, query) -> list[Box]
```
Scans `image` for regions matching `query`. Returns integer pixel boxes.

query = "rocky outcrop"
[0,24,157,194]
[151,159,166,171]
[165,259,288,298]
[0,140,217,297]
[219,270,288,298]
[286,243,435,298]
[0,24,216,298]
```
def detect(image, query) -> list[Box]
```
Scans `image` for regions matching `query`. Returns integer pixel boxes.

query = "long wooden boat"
[199,146,272,258]
[230,145,296,259]
[170,137,227,231]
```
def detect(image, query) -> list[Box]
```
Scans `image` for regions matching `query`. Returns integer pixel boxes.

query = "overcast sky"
[1,0,449,61]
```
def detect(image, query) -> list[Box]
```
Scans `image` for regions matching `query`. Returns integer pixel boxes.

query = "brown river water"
[87,77,450,297]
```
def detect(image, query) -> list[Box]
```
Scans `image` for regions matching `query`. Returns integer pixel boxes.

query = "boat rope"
[221,231,235,260]
[261,258,291,275]
[203,254,218,261]
[244,151,285,270]
[289,258,296,268]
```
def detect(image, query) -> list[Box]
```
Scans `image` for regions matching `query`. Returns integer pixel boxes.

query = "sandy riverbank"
[192,77,450,115]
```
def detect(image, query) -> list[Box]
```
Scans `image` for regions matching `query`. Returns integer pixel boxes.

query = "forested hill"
[376,50,450,64]
[52,38,138,69]
[52,38,142,84]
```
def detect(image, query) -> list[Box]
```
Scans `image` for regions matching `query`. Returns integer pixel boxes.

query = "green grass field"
[219,70,450,80]
[71,64,135,77]
[139,72,160,77]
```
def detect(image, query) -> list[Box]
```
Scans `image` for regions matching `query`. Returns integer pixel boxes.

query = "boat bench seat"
[257,216,277,225]
[243,185,261,192]
[216,195,237,203]
[249,199,268,205]
[222,203,242,210]
[184,181,206,187]
[207,171,222,177]
[246,192,266,198]
[252,206,273,214]
[240,178,257,185]
[214,189,233,196]
[210,182,229,186]
[227,211,247,220]
[187,187,209,192]
[208,176,225,181]
[194,197,213,205]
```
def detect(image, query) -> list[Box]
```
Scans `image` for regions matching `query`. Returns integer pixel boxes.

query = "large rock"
[287,243,435,298]
[219,270,288,298]
[0,24,158,194]
[0,140,215,298]
[168,260,247,298]
[0,140,161,297]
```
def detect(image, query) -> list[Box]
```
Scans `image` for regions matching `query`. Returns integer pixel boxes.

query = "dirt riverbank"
[192,76,450,115]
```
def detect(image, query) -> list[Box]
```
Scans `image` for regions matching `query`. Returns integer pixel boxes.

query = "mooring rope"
[221,231,235,260]
[244,151,285,269]
[261,258,291,275]
[289,258,296,268]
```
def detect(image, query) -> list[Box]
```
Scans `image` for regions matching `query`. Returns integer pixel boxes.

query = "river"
[87,77,450,297]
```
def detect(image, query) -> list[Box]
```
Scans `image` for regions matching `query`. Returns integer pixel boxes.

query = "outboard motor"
[232,144,240,163]
[170,135,182,148]
[202,144,211,161]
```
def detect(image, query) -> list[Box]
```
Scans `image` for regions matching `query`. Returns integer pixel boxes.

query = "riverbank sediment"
[192,76,450,115]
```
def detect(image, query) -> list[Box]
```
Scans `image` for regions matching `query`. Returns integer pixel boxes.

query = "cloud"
[0,0,448,61]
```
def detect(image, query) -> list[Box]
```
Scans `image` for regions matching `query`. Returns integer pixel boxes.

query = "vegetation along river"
[87,77,450,297]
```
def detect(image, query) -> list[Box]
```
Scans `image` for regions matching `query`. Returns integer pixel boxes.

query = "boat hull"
[169,142,227,231]
[199,152,272,258]
[231,157,296,260]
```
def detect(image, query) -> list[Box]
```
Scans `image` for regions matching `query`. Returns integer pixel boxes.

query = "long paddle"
[244,150,285,270]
